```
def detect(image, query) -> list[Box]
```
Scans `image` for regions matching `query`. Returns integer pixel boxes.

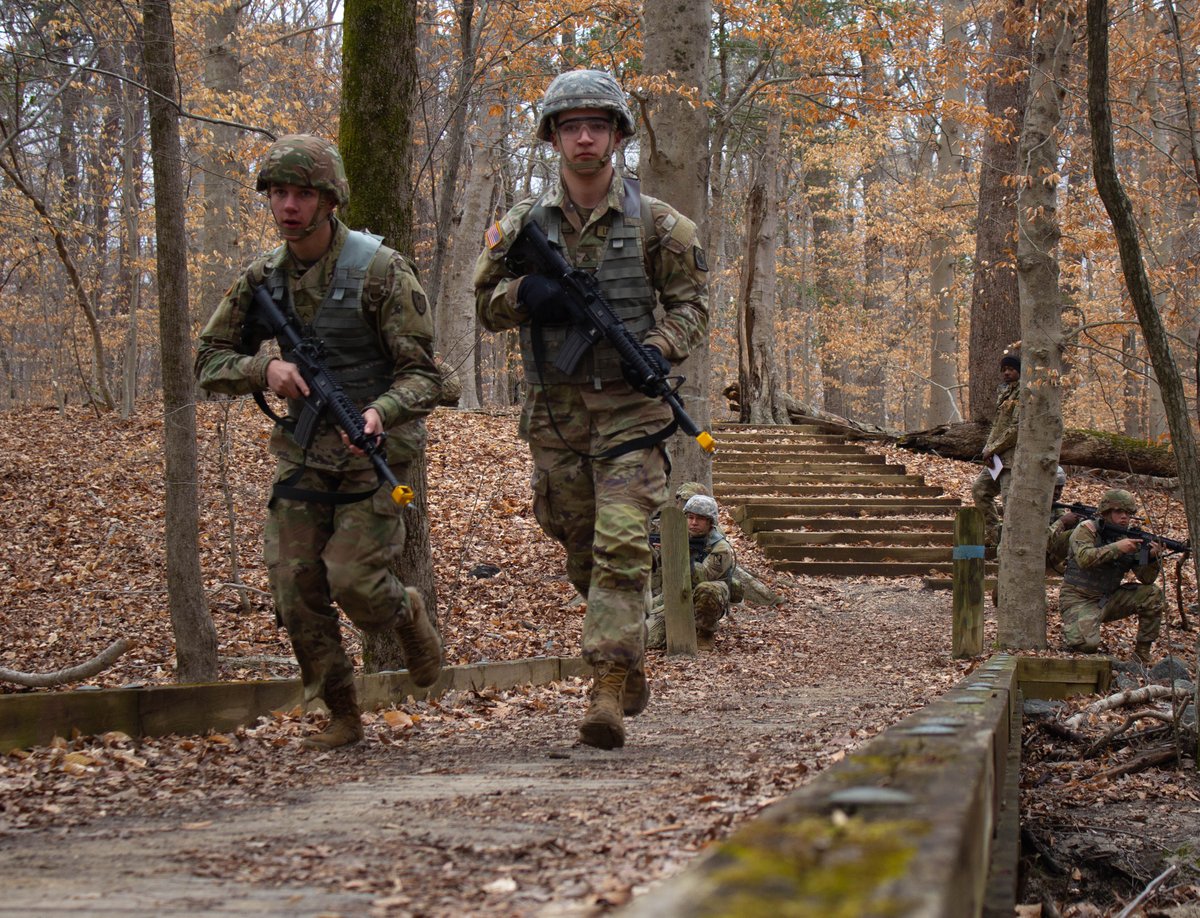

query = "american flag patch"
[485,222,504,249]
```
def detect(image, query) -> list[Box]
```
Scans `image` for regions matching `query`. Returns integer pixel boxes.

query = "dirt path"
[0,580,967,917]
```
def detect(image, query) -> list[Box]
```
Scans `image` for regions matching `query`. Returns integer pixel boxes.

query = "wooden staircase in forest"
[713,421,997,581]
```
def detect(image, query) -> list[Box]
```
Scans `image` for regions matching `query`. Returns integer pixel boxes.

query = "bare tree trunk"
[143,0,219,682]
[641,0,713,490]
[340,0,433,670]
[927,0,967,425]
[968,0,1029,422]
[437,107,503,410]
[997,0,1075,649]
[119,37,145,418]
[196,0,241,328]
[737,111,786,424]
[1088,0,1200,622]
[425,0,477,309]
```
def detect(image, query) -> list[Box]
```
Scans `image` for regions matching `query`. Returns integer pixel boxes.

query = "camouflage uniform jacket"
[1061,519,1161,598]
[690,528,735,589]
[195,219,441,470]
[983,381,1020,461]
[473,171,708,366]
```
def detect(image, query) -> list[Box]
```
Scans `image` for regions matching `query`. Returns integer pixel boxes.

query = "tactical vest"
[690,529,735,586]
[1062,522,1139,594]
[519,177,657,387]
[267,230,393,421]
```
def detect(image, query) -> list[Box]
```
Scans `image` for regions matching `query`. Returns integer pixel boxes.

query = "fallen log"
[1065,684,1189,729]
[0,638,133,688]
[897,422,1178,478]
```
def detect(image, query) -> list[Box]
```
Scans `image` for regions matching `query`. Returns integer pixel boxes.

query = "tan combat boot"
[1133,642,1153,665]
[302,682,364,750]
[397,587,443,688]
[623,657,650,717]
[580,662,628,750]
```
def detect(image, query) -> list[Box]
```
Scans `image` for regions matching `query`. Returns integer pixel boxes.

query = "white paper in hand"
[988,454,1003,480]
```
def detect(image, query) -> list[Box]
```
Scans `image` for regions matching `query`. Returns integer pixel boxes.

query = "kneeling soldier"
[647,494,735,651]
[1058,489,1164,663]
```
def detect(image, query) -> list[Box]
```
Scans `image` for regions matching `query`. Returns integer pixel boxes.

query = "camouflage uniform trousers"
[645,581,730,649]
[264,459,415,702]
[526,384,671,668]
[971,463,1011,545]
[1059,582,1164,652]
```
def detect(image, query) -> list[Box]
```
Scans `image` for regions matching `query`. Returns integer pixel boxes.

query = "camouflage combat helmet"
[1098,489,1137,515]
[255,134,349,206]
[536,70,635,141]
[674,481,709,504]
[682,494,719,526]
[1055,466,1066,488]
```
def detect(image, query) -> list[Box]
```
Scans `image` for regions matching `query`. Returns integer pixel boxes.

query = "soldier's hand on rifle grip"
[517,275,572,324]
[1114,538,1141,555]
[266,358,310,399]
[621,344,670,397]
[341,407,384,457]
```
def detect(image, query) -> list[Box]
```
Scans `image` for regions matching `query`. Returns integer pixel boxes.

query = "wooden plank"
[0,656,590,753]
[953,507,985,658]
[660,506,698,656]
[622,654,1021,917]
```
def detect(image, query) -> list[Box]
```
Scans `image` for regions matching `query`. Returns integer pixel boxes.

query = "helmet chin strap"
[274,197,334,242]
[560,133,616,176]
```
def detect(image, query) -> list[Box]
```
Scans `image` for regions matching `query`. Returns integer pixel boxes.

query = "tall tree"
[1088,0,1200,609]
[142,0,219,681]
[196,0,241,326]
[926,0,968,425]
[340,0,436,669]
[996,0,1075,648]
[737,110,787,423]
[640,0,713,488]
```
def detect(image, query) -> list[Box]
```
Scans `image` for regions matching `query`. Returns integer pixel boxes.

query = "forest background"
[3,0,1199,437]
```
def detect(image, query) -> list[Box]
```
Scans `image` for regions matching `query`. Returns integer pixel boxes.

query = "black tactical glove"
[517,275,572,324]
[621,344,670,396]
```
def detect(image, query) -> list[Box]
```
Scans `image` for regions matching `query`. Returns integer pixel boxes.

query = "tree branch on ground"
[0,639,132,687]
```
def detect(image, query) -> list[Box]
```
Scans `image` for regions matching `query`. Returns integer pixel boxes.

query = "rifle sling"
[253,393,379,507]
[269,464,379,507]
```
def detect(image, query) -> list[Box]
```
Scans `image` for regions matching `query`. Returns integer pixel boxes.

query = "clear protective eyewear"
[555,116,615,139]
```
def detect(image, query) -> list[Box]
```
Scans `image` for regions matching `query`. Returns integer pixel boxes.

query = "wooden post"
[660,506,698,656]
[953,506,985,657]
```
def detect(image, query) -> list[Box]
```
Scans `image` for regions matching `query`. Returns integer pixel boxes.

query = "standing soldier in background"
[1058,489,1164,663]
[473,70,709,750]
[972,352,1021,546]
[196,135,444,749]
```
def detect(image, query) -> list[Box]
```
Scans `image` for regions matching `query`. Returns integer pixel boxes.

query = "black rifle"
[1052,501,1098,519]
[504,220,715,454]
[1098,518,1190,566]
[248,285,413,506]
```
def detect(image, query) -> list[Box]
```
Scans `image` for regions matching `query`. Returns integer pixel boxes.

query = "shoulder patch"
[693,245,709,272]
[485,222,504,249]
[412,290,428,315]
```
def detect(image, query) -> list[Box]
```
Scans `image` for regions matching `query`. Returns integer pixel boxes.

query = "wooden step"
[763,545,955,563]
[716,472,926,486]
[717,460,898,474]
[773,560,981,577]
[716,484,944,499]
[743,517,956,534]
[734,498,960,519]
[713,433,848,445]
[716,446,876,459]
[755,531,954,547]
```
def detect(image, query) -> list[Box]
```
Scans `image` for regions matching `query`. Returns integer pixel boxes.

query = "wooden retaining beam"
[621,654,1110,918]
[0,656,590,753]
